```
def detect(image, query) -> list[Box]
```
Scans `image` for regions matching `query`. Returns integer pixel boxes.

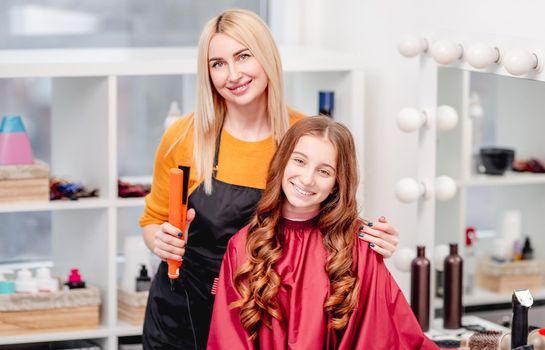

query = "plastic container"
[410,245,430,331]
[36,267,60,292]
[136,265,152,292]
[0,115,34,165]
[15,268,38,293]
[65,268,86,289]
[443,243,463,329]
[318,91,335,117]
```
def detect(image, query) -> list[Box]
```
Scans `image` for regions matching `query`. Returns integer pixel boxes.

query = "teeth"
[293,183,313,196]
[231,82,249,92]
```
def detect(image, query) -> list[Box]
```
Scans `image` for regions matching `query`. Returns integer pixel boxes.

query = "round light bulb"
[436,105,459,131]
[465,44,500,69]
[503,48,537,76]
[395,178,423,203]
[398,36,428,58]
[435,175,457,201]
[393,247,416,273]
[431,39,463,65]
[396,107,426,133]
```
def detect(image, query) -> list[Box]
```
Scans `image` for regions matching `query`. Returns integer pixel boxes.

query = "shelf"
[427,315,509,340]
[0,46,365,349]
[0,326,110,345]
[115,198,145,208]
[0,46,363,78]
[458,172,545,187]
[0,198,110,213]
[434,287,545,308]
[115,321,143,337]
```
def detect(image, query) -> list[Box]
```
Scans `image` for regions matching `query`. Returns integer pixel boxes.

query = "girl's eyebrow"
[209,48,250,62]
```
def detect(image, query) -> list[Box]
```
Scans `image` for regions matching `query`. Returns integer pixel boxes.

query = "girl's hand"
[357,216,399,259]
[153,208,196,261]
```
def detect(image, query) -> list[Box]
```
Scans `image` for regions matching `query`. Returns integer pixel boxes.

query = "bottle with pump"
[36,267,59,292]
[164,101,182,129]
[410,245,430,331]
[443,243,463,329]
[136,264,152,292]
[15,268,38,293]
[65,268,86,289]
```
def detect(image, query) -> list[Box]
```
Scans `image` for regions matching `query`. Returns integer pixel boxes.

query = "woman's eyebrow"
[209,48,250,62]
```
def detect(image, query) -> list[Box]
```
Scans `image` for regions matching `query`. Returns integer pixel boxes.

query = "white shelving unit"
[0,47,365,349]
[431,65,545,308]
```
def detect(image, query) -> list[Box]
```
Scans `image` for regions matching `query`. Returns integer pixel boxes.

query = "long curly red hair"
[231,116,361,339]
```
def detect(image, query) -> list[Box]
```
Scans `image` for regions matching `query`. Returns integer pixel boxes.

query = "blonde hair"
[232,116,361,339]
[194,9,290,193]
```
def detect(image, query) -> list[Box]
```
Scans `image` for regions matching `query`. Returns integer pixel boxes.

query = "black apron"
[143,130,263,350]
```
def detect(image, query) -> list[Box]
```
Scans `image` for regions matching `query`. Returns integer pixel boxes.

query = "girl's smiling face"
[282,134,337,214]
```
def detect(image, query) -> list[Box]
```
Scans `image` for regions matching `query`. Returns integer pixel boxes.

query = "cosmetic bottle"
[410,245,430,331]
[522,236,534,260]
[164,101,182,129]
[136,265,152,292]
[15,268,38,293]
[0,272,16,295]
[443,243,463,329]
[318,91,334,117]
[65,268,86,289]
[36,267,59,292]
[464,227,477,295]
[0,115,34,165]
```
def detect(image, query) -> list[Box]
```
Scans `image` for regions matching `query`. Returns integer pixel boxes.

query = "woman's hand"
[153,208,196,261]
[357,216,399,258]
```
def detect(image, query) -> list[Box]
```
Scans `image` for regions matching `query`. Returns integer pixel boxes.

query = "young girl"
[207,116,438,349]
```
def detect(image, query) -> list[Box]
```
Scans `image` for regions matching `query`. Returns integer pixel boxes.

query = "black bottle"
[522,237,534,260]
[136,265,152,292]
[443,243,463,329]
[411,245,430,331]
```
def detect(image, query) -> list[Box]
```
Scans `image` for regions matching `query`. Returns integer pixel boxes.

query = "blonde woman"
[139,9,399,349]
[208,117,436,349]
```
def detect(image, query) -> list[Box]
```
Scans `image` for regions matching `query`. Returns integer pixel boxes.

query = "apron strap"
[212,120,224,179]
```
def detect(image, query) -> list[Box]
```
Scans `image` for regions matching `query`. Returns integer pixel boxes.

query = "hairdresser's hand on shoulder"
[357,216,399,259]
[153,208,196,261]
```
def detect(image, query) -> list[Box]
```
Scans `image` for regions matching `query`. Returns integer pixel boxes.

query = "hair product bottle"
[136,265,152,292]
[318,91,335,117]
[410,245,430,331]
[65,268,86,289]
[443,243,463,329]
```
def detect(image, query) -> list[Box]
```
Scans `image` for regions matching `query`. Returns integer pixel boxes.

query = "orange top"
[139,109,305,227]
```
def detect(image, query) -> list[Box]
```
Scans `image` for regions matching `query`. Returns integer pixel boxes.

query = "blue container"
[0,115,27,133]
[0,280,16,294]
[318,91,335,117]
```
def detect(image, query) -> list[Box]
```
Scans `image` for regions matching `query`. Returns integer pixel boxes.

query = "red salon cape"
[208,217,438,350]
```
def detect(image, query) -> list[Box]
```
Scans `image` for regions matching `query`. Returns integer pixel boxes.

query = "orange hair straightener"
[168,166,191,291]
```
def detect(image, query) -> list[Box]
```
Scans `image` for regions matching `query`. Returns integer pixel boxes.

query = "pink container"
[0,115,34,165]
[0,133,34,165]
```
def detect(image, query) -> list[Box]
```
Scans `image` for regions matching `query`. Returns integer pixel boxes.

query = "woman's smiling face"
[208,33,268,108]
